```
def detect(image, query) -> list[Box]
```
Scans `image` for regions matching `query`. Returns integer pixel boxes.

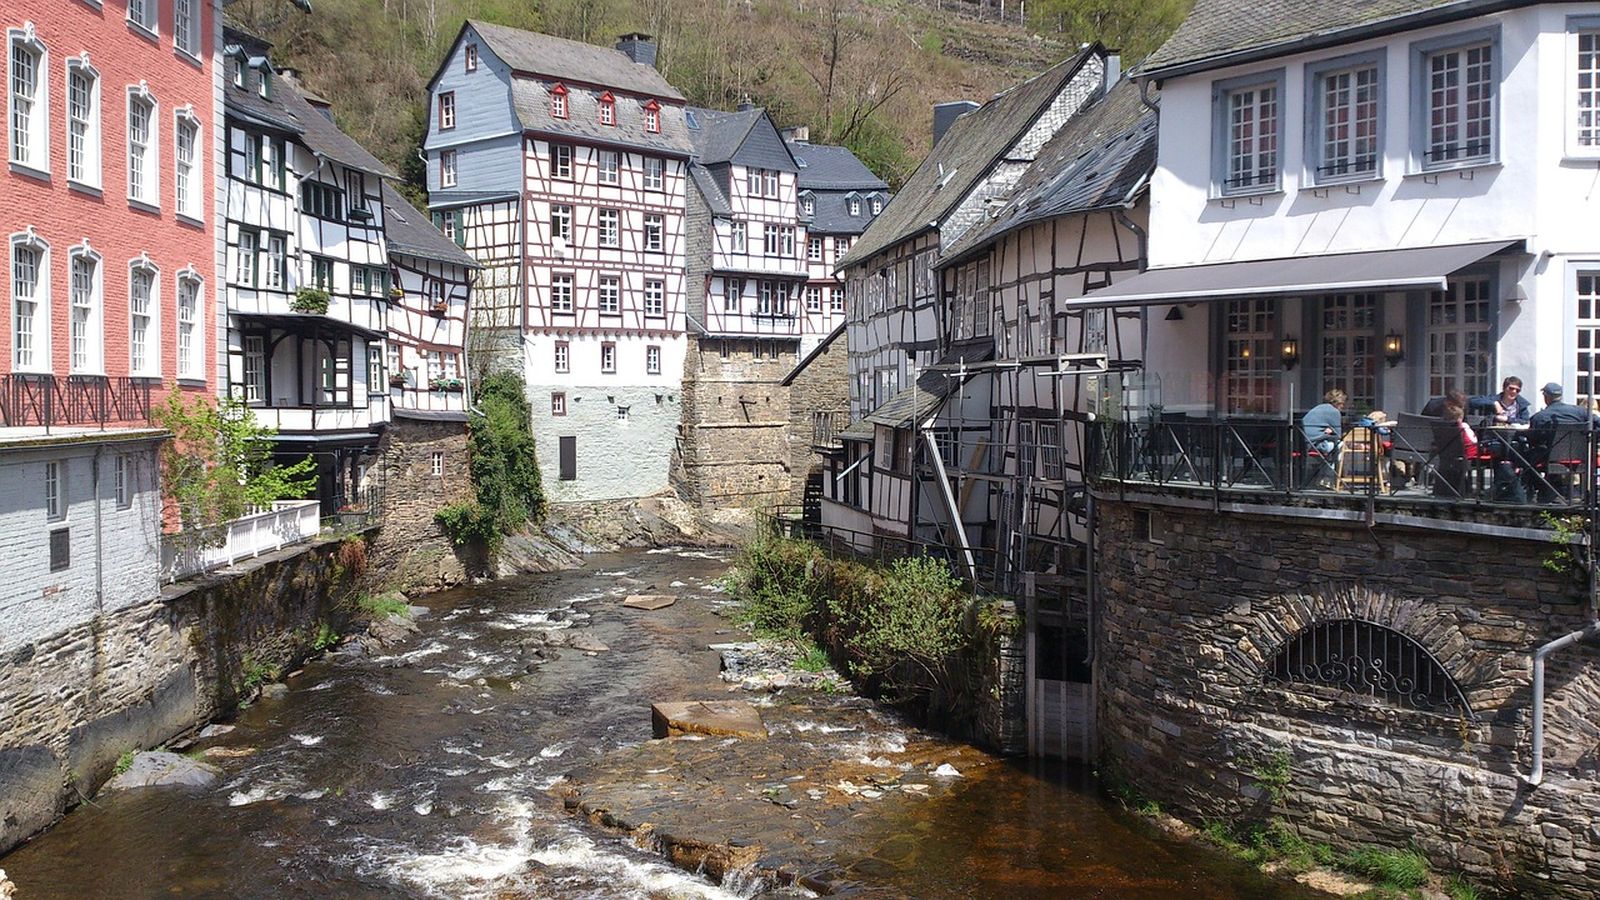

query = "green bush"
[1339,847,1430,889]
[290,288,331,314]
[435,501,499,549]
[727,527,823,639]
[441,372,545,555]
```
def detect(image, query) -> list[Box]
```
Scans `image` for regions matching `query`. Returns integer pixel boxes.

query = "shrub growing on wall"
[436,372,545,553]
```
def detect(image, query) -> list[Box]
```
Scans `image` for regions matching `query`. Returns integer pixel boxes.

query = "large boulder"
[99,752,221,793]
[650,700,767,740]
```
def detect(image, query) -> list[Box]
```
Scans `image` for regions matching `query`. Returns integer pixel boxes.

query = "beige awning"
[1074,239,1524,307]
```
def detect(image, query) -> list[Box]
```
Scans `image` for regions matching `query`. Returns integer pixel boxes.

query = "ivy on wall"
[435,373,545,553]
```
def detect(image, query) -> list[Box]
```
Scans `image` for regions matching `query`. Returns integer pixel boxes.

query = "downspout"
[1524,621,1600,787]
[93,446,104,618]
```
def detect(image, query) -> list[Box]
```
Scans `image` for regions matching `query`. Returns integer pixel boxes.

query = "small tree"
[153,390,318,546]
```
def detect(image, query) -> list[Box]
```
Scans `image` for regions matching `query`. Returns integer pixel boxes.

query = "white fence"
[161,500,322,582]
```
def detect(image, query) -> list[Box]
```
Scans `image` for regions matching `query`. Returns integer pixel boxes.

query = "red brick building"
[5,0,219,425]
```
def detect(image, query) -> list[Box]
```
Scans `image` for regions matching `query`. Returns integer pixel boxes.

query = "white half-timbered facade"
[425,23,692,502]
[786,133,890,357]
[383,195,478,412]
[222,30,397,512]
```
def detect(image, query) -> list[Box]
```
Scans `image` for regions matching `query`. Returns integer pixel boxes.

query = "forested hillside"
[225,0,1188,196]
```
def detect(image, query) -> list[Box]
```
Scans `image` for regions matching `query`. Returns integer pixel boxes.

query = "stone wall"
[1093,495,1600,896]
[784,334,850,504]
[370,414,475,590]
[0,536,365,855]
[677,337,797,508]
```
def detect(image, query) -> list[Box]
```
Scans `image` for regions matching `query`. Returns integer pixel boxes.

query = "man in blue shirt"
[1301,389,1346,487]
[1527,383,1598,501]
[1472,376,1531,425]
[1530,383,1600,428]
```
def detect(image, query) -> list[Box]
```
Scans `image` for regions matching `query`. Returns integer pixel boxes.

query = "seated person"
[1301,389,1346,486]
[1421,389,1468,419]
[1432,404,1478,498]
[1529,383,1600,428]
[1475,376,1530,425]
[1527,383,1599,501]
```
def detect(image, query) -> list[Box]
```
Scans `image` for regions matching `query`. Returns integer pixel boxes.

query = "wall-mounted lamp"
[1384,332,1405,367]
[1280,337,1299,370]
[1164,305,1184,322]
[1505,285,1528,304]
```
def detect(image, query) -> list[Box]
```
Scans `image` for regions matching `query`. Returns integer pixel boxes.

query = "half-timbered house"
[222,27,396,512]
[424,23,692,503]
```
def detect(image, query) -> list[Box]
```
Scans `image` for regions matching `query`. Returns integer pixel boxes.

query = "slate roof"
[510,79,695,157]
[838,45,1100,269]
[939,79,1156,268]
[686,107,763,165]
[788,141,885,191]
[864,341,995,428]
[1141,0,1522,78]
[688,164,732,216]
[383,192,480,269]
[467,20,684,101]
[805,189,889,236]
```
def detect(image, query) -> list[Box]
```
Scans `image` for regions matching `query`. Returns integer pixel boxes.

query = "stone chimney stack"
[616,33,657,68]
[932,100,979,148]
[781,125,810,143]
[1103,51,1122,92]
[737,95,755,112]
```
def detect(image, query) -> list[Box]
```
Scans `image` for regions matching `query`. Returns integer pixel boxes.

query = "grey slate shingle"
[510,79,695,157]
[383,193,480,269]
[469,20,685,101]
[788,141,886,191]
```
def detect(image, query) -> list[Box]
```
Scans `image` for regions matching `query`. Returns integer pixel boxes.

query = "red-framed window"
[643,99,661,134]
[599,91,616,126]
[550,83,568,119]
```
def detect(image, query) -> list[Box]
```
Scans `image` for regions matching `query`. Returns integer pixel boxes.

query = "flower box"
[429,378,464,393]
[290,288,330,315]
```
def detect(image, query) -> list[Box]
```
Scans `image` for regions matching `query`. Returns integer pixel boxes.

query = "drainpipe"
[93,446,105,617]
[1524,621,1600,787]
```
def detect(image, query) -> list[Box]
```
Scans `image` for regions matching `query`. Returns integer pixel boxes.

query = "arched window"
[1266,618,1473,716]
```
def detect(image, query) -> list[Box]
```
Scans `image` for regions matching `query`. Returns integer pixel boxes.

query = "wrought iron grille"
[1266,618,1474,717]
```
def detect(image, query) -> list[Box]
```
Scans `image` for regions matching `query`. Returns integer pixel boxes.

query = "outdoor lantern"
[1164,305,1184,321]
[1280,337,1299,369]
[1384,332,1405,367]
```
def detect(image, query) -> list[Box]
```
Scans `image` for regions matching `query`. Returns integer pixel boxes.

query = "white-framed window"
[800,194,814,217]
[1576,270,1600,408]
[441,210,457,242]
[644,214,663,252]
[10,230,49,371]
[551,142,572,178]
[439,149,457,187]
[45,460,64,521]
[243,334,265,402]
[1307,55,1382,183]
[236,231,257,285]
[746,168,761,196]
[646,344,661,375]
[438,91,456,129]
[465,43,478,72]
[643,155,664,190]
[598,208,619,247]
[598,149,619,184]
[600,342,616,373]
[551,392,566,415]
[836,236,850,255]
[724,277,742,313]
[598,93,615,126]
[174,0,199,58]
[126,85,158,205]
[127,0,157,35]
[1427,275,1493,398]
[1223,297,1277,414]
[266,234,286,289]
[69,244,102,374]
[730,221,746,253]
[9,26,47,172]
[764,170,778,197]
[551,273,573,311]
[644,102,659,134]
[366,341,382,390]
[554,340,569,372]
[66,56,100,187]
[175,108,201,219]
[1569,20,1600,155]
[598,275,620,314]
[114,455,130,508]
[551,204,572,241]
[758,280,776,315]
[616,405,629,422]
[431,450,445,476]
[763,224,778,256]
[780,226,795,258]
[1413,32,1496,170]
[128,257,158,375]
[1212,71,1283,195]
[847,196,860,216]
[830,286,844,313]
[871,197,882,214]
[644,279,664,317]
[176,270,201,379]
[806,285,821,312]
[808,236,822,261]
[549,83,567,119]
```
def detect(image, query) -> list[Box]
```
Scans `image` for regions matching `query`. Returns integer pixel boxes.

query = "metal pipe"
[1524,621,1600,787]
[921,428,978,583]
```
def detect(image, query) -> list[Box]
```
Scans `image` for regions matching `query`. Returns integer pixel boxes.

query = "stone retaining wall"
[370,416,474,590]
[0,536,364,855]
[1093,496,1600,896]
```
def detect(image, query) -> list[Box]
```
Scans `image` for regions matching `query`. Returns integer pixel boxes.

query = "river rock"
[0,868,14,898]
[623,594,676,610]
[368,613,416,646]
[100,752,222,793]
[569,635,610,653]
[197,723,236,739]
[259,683,290,701]
[651,700,768,740]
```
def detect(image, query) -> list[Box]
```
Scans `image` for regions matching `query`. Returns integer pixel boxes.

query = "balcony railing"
[0,374,153,429]
[1086,416,1600,526]
[161,500,322,582]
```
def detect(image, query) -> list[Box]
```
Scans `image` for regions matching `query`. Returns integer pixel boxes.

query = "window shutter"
[453,215,467,248]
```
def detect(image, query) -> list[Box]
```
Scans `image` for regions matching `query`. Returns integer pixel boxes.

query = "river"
[0,549,1317,898]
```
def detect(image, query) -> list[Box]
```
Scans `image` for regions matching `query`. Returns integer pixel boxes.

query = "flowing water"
[1,550,1316,899]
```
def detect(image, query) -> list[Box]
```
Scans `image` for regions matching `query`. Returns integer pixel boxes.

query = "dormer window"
[644,99,660,134]
[258,68,270,99]
[232,60,244,88]
[465,43,478,72]
[550,83,568,119]
[871,196,882,215]
[599,92,616,126]
[800,194,814,217]
[847,196,861,216]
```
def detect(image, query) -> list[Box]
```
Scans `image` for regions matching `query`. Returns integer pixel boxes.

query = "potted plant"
[429,299,449,316]
[388,285,404,301]
[291,287,330,315]
[388,373,408,388]
[429,377,464,393]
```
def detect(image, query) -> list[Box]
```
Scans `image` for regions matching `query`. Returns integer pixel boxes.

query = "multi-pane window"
[746,168,761,196]
[312,256,333,291]
[644,215,664,252]
[177,276,200,378]
[465,44,478,72]
[127,0,157,33]
[175,0,199,56]
[780,226,795,257]
[346,170,368,214]
[1223,82,1279,192]
[830,286,844,313]
[758,280,778,316]
[1575,32,1600,149]
[551,392,566,416]
[599,94,616,126]
[115,455,130,508]
[129,264,156,374]
[598,149,619,184]
[1427,276,1493,398]
[366,342,382,390]
[808,237,822,261]
[551,204,572,241]
[764,170,778,196]
[554,341,569,372]
[9,38,44,170]
[644,103,659,134]
[871,197,883,214]
[11,239,43,370]
[1315,65,1380,180]
[45,461,63,521]
[243,335,265,401]
[430,451,445,476]
[730,221,746,253]
[724,278,742,313]
[237,232,257,284]
[266,235,287,289]
[598,275,620,314]
[302,181,342,220]
[438,91,456,129]
[806,286,822,312]
[176,115,200,218]
[646,345,661,375]
[643,156,664,190]
[598,208,619,246]
[644,279,664,317]
[763,225,779,256]
[68,64,98,185]
[801,195,814,217]
[550,84,567,118]
[441,211,457,242]
[1576,272,1600,408]
[600,342,616,373]
[1319,293,1378,410]
[1223,297,1277,414]
[70,252,98,372]
[440,149,457,187]
[1423,43,1494,166]
[128,91,156,204]
[260,135,281,189]
[551,273,573,311]
[848,197,860,216]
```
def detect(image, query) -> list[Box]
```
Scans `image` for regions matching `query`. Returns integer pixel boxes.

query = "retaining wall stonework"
[1093,497,1600,896]
[677,338,797,508]
[0,537,364,855]
[371,416,475,590]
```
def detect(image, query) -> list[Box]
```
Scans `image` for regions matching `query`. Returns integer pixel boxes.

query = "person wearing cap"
[1529,383,1600,428]
[1527,383,1598,501]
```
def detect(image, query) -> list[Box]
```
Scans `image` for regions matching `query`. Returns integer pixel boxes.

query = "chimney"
[932,100,979,148]
[737,94,755,112]
[616,33,657,68]
[781,125,810,143]
[1103,51,1122,92]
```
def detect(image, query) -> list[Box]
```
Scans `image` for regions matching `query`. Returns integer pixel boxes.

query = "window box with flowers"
[291,288,331,315]
[429,299,449,316]
[430,377,464,393]
[389,372,410,388]
[389,285,404,301]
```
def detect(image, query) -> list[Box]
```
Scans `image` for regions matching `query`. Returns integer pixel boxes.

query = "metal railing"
[161,500,322,582]
[322,485,386,528]
[0,374,153,429]
[812,411,839,448]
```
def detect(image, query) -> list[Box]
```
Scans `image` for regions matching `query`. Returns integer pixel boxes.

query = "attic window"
[848,196,861,216]
[232,60,243,88]
[871,197,882,215]
[599,92,616,126]
[800,194,814,217]
[257,67,270,99]
[644,99,660,134]
[465,43,478,72]
[550,83,568,119]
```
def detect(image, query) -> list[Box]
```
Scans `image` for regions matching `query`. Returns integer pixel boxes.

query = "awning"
[1074,239,1524,307]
